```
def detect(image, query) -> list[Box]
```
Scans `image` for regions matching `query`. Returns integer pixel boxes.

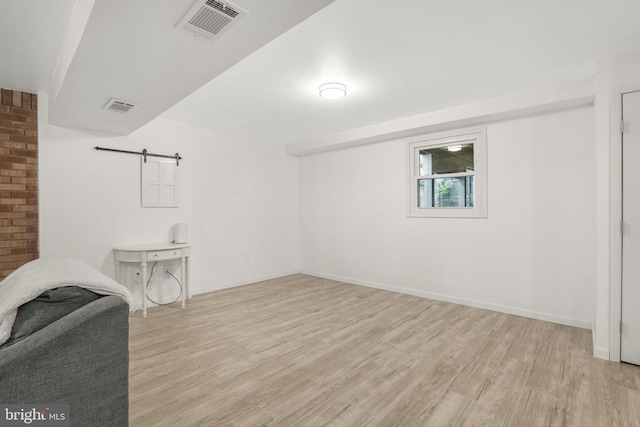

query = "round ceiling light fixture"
[447,145,463,152]
[319,82,347,100]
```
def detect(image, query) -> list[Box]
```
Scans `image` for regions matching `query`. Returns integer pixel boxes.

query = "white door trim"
[610,89,623,363]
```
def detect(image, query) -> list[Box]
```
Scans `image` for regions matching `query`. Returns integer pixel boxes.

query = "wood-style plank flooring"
[129,274,640,426]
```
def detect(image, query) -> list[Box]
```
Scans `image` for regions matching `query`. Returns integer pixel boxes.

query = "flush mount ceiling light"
[319,82,347,100]
[447,145,463,152]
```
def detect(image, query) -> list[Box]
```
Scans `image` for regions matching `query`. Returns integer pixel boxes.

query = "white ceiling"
[0,0,77,94]
[3,0,640,145]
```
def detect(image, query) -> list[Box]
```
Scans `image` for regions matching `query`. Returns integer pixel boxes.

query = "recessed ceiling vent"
[177,0,248,41]
[103,98,137,113]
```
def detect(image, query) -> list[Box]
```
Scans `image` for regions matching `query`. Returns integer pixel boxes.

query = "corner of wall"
[592,322,610,360]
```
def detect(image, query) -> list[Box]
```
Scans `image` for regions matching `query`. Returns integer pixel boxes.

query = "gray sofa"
[0,287,129,427]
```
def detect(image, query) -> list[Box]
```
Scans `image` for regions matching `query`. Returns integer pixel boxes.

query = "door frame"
[611,87,640,362]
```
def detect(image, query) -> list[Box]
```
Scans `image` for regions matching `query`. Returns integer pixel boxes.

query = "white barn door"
[141,157,179,208]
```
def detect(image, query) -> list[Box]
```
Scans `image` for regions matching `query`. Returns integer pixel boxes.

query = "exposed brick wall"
[0,88,38,281]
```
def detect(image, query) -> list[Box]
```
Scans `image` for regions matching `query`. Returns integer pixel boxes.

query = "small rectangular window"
[407,127,487,218]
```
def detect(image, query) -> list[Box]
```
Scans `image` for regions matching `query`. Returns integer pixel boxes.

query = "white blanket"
[0,257,133,346]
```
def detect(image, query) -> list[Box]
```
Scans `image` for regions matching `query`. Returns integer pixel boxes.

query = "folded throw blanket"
[0,257,133,346]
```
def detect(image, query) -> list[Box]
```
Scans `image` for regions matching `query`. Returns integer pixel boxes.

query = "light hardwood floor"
[129,274,640,427]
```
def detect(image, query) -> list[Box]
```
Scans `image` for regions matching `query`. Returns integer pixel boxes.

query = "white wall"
[37,52,626,348]
[300,105,596,328]
[38,93,299,309]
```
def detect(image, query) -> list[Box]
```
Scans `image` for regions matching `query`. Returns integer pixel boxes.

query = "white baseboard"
[190,270,300,296]
[301,270,592,330]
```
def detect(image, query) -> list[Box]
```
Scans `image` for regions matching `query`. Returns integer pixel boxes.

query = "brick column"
[0,88,38,281]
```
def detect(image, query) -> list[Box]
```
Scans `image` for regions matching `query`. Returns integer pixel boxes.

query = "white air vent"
[177,0,248,41]
[103,98,137,113]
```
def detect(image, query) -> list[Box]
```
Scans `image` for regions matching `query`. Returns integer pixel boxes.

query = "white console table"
[113,243,190,317]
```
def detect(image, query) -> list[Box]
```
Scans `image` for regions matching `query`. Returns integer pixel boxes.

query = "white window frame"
[407,127,487,218]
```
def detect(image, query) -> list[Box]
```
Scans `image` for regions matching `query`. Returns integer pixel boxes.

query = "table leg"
[186,256,191,300]
[181,257,187,309]
[141,261,148,318]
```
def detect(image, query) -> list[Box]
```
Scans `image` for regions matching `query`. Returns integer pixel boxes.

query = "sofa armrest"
[0,296,129,427]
